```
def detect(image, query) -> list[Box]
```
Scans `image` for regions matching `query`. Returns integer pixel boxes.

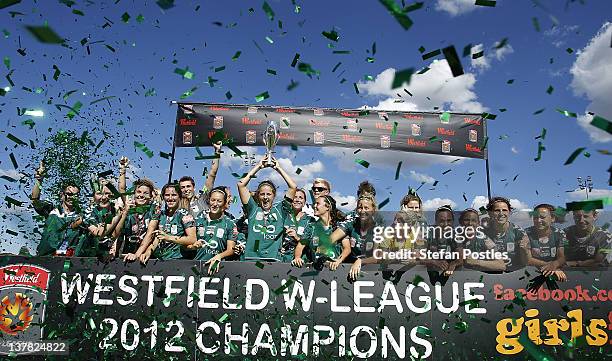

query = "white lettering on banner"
[61,273,93,304]
[118,275,138,306]
[464,282,486,314]
[93,274,115,305]
[282,279,315,312]
[378,281,403,313]
[142,275,163,307]
[198,277,221,308]
[312,325,335,356]
[223,278,242,309]
[196,322,221,353]
[354,281,376,312]
[331,280,350,312]
[224,323,249,355]
[382,326,405,358]
[350,326,377,358]
[410,326,433,358]
[434,282,459,313]
[251,323,277,356]
[164,275,185,307]
[245,279,269,310]
[406,282,432,313]
[280,325,309,356]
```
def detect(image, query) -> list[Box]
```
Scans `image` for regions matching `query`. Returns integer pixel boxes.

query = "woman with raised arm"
[292,195,344,268]
[329,194,382,281]
[139,183,196,262]
[188,186,239,275]
[280,188,314,262]
[237,156,297,261]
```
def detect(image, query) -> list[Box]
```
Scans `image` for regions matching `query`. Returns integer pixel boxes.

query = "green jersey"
[154,208,195,260]
[79,205,116,257]
[484,222,527,271]
[195,214,238,261]
[304,220,338,259]
[244,196,292,261]
[464,233,495,253]
[122,202,162,254]
[280,212,314,261]
[338,215,382,259]
[33,200,87,256]
[563,225,611,262]
[526,226,567,262]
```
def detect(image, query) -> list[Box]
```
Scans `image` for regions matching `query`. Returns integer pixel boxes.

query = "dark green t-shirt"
[338,215,382,259]
[34,200,87,256]
[154,208,195,260]
[244,196,292,261]
[280,212,314,257]
[563,225,611,262]
[121,202,162,254]
[303,220,338,259]
[526,226,566,262]
[195,214,238,261]
[483,222,527,271]
[79,205,117,257]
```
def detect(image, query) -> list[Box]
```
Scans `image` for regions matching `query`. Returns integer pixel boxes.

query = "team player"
[302,178,332,217]
[138,183,196,262]
[280,189,314,262]
[237,156,297,261]
[188,186,240,274]
[483,197,529,272]
[292,195,343,267]
[525,204,567,281]
[179,141,223,218]
[332,194,382,280]
[564,210,611,267]
[460,208,506,272]
[420,206,463,276]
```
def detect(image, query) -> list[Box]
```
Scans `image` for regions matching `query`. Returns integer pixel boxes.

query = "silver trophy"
[263,120,280,166]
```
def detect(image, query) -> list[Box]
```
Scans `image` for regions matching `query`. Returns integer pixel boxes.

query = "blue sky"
[1,0,611,253]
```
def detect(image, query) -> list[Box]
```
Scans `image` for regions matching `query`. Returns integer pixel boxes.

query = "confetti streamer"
[442,46,464,77]
[322,29,339,41]
[534,142,545,161]
[378,0,413,30]
[355,159,370,168]
[290,53,300,67]
[7,133,27,146]
[421,49,441,60]
[391,68,413,89]
[565,199,603,212]
[0,0,21,10]
[378,197,390,209]
[255,91,270,102]
[25,25,64,44]
[556,108,577,118]
[590,115,612,135]
[475,0,496,6]
[134,141,154,158]
[394,161,402,180]
[262,1,275,21]
[564,147,586,165]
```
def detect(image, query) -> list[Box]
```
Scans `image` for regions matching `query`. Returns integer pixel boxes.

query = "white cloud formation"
[566,188,612,201]
[357,61,486,113]
[268,158,324,188]
[409,170,435,184]
[0,169,25,181]
[422,197,457,211]
[570,22,612,143]
[435,0,478,16]
[470,44,489,70]
[331,191,357,212]
[469,42,514,72]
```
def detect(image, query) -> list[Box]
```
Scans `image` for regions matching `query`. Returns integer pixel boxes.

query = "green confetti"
[532,17,540,32]
[145,88,156,97]
[3,56,9,70]
[353,82,359,94]
[5,196,23,207]
[556,108,577,118]
[566,47,574,54]
[290,53,300,67]
[440,112,450,122]
[590,115,612,135]
[265,36,274,44]
[378,197,390,209]
[218,313,230,323]
[442,169,451,175]
[136,14,144,23]
[232,51,242,60]
[534,128,546,140]
[443,45,464,77]
[546,85,554,94]
[404,2,424,12]
[533,108,545,115]
[322,29,339,42]
[214,66,225,72]
[534,141,545,161]
[332,50,351,54]
[297,62,320,76]
[174,67,194,79]
[225,91,232,100]
[566,199,604,212]
[121,12,130,23]
[180,86,198,99]
[366,56,375,63]
[355,159,369,168]
[506,79,514,84]
[475,0,496,6]
[255,91,270,102]
[394,161,402,180]
[7,133,26,146]
[156,0,175,10]
[379,0,413,30]
[391,68,413,89]
[332,62,342,72]
[255,260,264,269]
[421,49,440,60]
[134,141,154,158]
[90,96,116,105]
[25,25,64,44]
[287,79,299,91]
[266,68,277,75]
[262,1,275,20]
[159,151,171,159]
[391,121,398,136]
[564,147,586,165]
[0,0,21,10]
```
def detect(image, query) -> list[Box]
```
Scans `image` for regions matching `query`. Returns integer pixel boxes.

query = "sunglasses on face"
[311,187,328,192]
[64,192,78,197]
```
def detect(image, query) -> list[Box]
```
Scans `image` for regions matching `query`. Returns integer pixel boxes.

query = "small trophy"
[263,120,279,166]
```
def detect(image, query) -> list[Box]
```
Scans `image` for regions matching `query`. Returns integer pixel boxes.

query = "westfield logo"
[464,117,481,125]
[242,117,263,125]
[209,106,229,111]
[375,122,393,130]
[407,138,426,147]
[342,134,363,142]
[340,111,359,117]
[179,118,196,126]
[466,144,482,152]
[437,128,455,136]
[309,119,331,127]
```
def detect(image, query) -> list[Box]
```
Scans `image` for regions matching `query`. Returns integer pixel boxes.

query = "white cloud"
[409,170,435,184]
[569,22,612,143]
[469,42,514,72]
[0,169,25,181]
[470,195,489,210]
[268,158,324,188]
[320,146,464,173]
[422,197,457,211]
[357,61,486,113]
[544,24,580,48]
[331,191,357,212]
[435,0,478,16]
[566,188,612,201]
[511,146,519,154]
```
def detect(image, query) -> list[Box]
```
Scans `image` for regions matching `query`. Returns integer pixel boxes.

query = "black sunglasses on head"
[311,187,328,192]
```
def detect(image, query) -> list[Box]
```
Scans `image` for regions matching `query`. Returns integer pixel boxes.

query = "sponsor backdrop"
[173,103,488,159]
[0,256,610,359]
